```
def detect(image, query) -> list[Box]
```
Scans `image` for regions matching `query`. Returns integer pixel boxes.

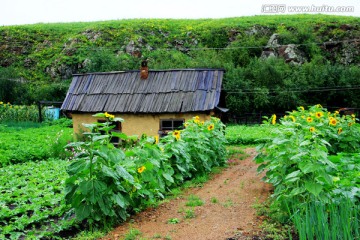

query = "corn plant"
[0,101,47,123]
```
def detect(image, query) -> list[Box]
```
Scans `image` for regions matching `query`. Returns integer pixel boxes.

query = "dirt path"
[102,148,272,240]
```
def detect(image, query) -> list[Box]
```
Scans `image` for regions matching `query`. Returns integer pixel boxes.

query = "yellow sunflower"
[271,114,276,125]
[306,117,313,123]
[194,116,200,123]
[289,115,296,122]
[207,124,214,131]
[104,112,115,120]
[315,112,323,118]
[309,127,315,132]
[329,118,337,126]
[137,166,146,174]
[337,128,343,134]
[173,130,181,141]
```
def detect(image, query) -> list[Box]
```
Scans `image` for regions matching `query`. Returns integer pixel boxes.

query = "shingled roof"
[61,69,224,113]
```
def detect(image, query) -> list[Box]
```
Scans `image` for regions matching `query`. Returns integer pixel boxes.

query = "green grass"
[124,228,142,240]
[184,208,196,219]
[185,195,204,207]
[167,218,180,224]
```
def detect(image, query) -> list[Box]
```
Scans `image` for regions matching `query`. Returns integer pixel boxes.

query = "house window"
[97,120,122,145]
[159,119,184,137]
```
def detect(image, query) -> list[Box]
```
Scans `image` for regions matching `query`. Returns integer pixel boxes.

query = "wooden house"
[61,68,226,138]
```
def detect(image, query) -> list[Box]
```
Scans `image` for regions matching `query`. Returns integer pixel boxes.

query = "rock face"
[278,44,307,64]
[261,34,306,65]
[340,42,359,65]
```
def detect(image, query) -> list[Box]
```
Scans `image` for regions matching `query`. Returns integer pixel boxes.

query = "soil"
[102,148,272,240]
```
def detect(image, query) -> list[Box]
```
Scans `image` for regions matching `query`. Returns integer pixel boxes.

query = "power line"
[226,86,360,94]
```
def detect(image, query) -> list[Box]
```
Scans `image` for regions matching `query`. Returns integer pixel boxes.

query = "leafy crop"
[0,159,75,239]
[65,114,227,228]
[225,124,276,145]
[0,124,73,166]
[255,104,360,238]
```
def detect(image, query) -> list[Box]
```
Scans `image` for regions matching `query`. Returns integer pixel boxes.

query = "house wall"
[72,112,213,138]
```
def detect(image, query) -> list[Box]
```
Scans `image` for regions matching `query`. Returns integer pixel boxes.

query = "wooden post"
[38,101,42,122]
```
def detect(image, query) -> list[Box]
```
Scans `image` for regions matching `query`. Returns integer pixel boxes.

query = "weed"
[124,228,142,240]
[152,233,162,238]
[260,221,291,240]
[72,230,105,240]
[223,198,234,208]
[185,195,204,207]
[211,197,218,204]
[184,208,196,219]
[167,218,180,224]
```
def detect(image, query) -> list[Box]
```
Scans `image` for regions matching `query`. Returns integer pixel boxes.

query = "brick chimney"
[140,60,149,80]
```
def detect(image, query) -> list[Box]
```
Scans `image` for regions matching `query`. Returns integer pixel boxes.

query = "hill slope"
[1,15,360,113]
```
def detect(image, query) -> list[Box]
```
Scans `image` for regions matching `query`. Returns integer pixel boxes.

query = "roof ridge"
[73,68,225,76]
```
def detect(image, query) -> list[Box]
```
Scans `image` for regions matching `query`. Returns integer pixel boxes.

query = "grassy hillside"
[1,15,360,112]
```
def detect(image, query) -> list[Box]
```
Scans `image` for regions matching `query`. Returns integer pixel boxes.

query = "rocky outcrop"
[261,33,306,65]
[340,41,359,65]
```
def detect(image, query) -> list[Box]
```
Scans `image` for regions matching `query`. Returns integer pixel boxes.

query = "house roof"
[61,69,224,113]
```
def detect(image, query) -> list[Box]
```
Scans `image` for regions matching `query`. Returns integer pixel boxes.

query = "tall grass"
[291,198,360,240]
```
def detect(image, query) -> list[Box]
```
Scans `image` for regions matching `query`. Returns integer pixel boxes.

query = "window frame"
[159,118,184,137]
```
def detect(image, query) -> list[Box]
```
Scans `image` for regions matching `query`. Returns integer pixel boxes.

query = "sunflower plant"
[256,104,360,228]
[64,113,135,228]
[64,114,227,229]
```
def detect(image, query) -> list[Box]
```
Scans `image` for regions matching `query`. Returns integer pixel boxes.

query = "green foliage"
[0,159,75,239]
[225,124,276,145]
[184,208,196,219]
[292,199,359,240]
[1,15,360,113]
[0,124,73,166]
[255,104,360,238]
[185,195,204,207]
[65,114,227,228]
[65,114,131,228]
[167,218,180,224]
[124,228,142,240]
[0,101,44,123]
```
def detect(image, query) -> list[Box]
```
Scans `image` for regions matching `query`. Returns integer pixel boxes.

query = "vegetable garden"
[1,104,359,239]
[0,113,228,239]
